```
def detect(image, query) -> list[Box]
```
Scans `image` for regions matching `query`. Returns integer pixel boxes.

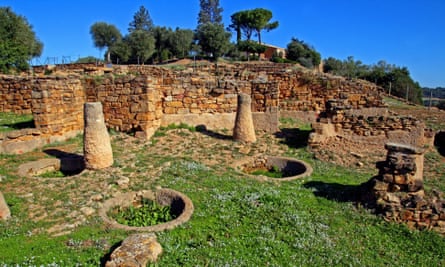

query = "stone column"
[84,102,113,169]
[233,93,256,143]
[384,143,425,195]
[0,191,11,220]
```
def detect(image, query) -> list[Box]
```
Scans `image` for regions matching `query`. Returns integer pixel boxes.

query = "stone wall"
[0,75,85,154]
[0,62,388,153]
[32,76,85,134]
[84,75,162,139]
[0,75,33,114]
[309,97,427,149]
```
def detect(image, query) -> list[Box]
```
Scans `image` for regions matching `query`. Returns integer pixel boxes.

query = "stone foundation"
[362,143,445,234]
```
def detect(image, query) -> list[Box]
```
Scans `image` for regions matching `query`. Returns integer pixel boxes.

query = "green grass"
[0,112,34,132]
[0,118,444,266]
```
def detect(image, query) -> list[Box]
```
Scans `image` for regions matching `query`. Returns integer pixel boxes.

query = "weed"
[108,199,176,227]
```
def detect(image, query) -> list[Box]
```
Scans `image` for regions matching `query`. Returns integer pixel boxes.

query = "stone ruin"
[362,143,445,234]
[83,102,113,170]
[0,62,386,154]
[0,191,11,221]
[233,93,256,143]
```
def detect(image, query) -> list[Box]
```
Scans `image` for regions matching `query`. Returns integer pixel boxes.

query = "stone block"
[0,191,11,220]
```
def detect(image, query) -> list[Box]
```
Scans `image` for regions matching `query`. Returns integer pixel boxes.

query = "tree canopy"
[198,0,223,25]
[196,0,230,61]
[90,22,122,63]
[286,38,321,69]
[195,23,231,61]
[323,57,423,104]
[128,5,154,33]
[229,8,278,44]
[0,7,43,73]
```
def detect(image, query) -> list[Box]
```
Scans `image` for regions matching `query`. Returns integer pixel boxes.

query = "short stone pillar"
[383,143,425,195]
[233,93,256,143]
[83,102,113,169]
[0,191,11,221]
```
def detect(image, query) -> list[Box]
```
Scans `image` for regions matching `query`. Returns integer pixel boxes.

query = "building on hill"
[260,43,286,60]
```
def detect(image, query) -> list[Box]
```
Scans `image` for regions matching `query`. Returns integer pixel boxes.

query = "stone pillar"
[0,191,11,220]
[83,102,113,169]
[384,143,425,195]
[233,93,256,143]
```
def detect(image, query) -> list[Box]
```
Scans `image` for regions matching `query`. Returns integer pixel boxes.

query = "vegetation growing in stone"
[250,165,284,178]
[109,199,176,227]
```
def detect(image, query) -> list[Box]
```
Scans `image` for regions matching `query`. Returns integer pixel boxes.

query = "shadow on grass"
[274,128,312,149]
[303,181,363,202]
[434,131,445,157]
[100,240,123,267]
[196,124,232,140]
[1,120,35,131]
[43,149,85,175]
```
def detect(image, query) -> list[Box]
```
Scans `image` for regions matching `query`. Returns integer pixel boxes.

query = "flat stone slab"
[105,233,162,267]
[17,157,84,177]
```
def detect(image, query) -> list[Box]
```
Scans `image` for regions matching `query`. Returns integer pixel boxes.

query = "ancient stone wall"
[362,143,445,235]
[0,75,85,154]
[0,75,33,114]
[0,63,388,153]
[84,74,162,139]
[32,76,85,134]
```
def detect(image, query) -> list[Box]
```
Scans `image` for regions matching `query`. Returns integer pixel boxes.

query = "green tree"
[169,28,194,59]
[286,38,321,69]
[198,0,223,25]
[196,0,230,61]
[74,56,100,63]
[109,38,131,64]
[152,26,172,63]
[237,40,266,61]
[229,8,278,44]
[90,22,122,63]
[229,11,254,43]
[0,7,43,73]
[128,5,154,33]
[127,30,155,64]
[249,8,278,44]
[195,23,231,61]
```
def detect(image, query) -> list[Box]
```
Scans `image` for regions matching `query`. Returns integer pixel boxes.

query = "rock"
[0,191,11,220]
[83,102,113,169]
[233,93,256,143]
[105,233,162,267]
[80,207,95,216]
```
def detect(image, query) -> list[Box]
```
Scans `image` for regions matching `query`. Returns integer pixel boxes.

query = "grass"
[109,199,176,227]
[0,112,34,132]
[0,111,444,266]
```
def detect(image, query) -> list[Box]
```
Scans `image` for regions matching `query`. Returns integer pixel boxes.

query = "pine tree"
[128,6,154,33]
[198,0,223,25]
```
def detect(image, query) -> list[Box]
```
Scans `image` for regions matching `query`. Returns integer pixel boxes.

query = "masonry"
[0,62,387,154]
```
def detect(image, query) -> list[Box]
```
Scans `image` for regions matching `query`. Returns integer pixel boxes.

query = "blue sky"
[2,0,444,88]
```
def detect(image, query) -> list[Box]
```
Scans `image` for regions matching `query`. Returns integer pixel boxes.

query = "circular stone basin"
[17,157,85,178]
[236,155,313,182]
[99,188,194,232]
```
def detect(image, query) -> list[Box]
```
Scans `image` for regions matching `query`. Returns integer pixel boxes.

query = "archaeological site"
[0,61,444,264]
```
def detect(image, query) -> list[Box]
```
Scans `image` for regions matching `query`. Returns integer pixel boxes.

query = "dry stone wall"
[0,75,33,114]
[84,74,162,139]
[0,62,388,153]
